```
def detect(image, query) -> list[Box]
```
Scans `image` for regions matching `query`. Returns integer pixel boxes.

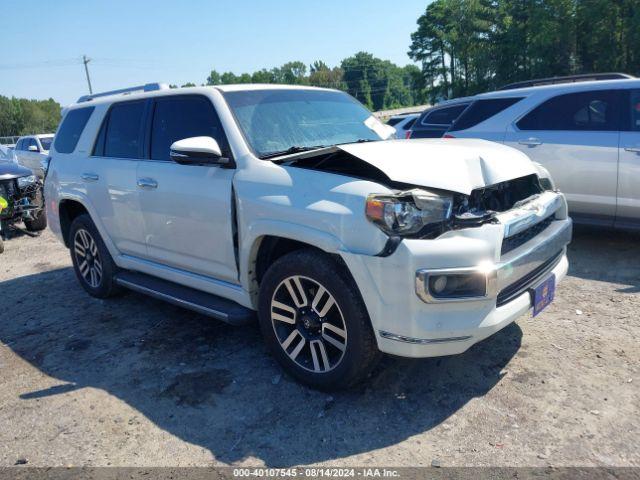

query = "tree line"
[0,96,60,138]
[409,0,640,102]
[183,53,425,112]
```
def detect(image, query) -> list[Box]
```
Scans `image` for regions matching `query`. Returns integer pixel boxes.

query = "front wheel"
[258,249,380,390]
[24,209,47,232]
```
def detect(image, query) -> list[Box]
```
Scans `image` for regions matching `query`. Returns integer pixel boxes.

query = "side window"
[16,139,23,150]
[630,90,640,131]
[150,95,228,161]
[517,90,622,131]
[450,98,523,131]
[422,104,469,126]
[104,101,145,159]
[27,138,38,151]
[54,107,95,154]
[403,118,417,130]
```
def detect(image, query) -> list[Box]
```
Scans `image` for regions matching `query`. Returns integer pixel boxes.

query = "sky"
[0,0,429,106]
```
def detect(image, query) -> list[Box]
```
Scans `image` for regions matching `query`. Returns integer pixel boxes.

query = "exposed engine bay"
[281,149,546,239]
[0,163,46,253]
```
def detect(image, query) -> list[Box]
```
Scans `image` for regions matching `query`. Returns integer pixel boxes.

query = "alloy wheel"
[73,228,103,288]
[270,275,348,373]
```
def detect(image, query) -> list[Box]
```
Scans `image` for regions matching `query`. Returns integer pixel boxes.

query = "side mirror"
[28,145,39,152]
[169,136,231,167]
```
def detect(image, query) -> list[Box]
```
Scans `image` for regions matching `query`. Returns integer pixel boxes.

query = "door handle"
[81,173,99,182]
[137,178,158,189]
[624,146,640,153]
[518,138,542,147]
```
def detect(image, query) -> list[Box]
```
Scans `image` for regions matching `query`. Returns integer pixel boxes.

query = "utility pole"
[82,55,93,94]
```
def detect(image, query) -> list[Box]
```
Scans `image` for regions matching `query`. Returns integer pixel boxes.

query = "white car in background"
[386,113,419,139]
[15,134,54,178]
[444,73,640,230]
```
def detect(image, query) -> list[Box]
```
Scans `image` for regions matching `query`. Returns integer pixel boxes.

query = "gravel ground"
[0,226,638,467]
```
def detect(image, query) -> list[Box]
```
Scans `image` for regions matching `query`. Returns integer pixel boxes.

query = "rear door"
[504,89,623,224]
[136,94,238,283]
[617,89,640,228]
[88,100,147,257]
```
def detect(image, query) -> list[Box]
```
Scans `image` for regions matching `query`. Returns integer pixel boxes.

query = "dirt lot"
[0,226,638,467]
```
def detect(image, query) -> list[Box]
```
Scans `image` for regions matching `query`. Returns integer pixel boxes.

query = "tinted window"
[403,118,417,130]
[103,101,145,158]
[386,117,403,126]
[39,137,53,151]
[517,90,622,131]
[150,96,227,161]
[54,107,95,154]
[451,98,522,131]
[630,90,640,131]
[422,104,469,126]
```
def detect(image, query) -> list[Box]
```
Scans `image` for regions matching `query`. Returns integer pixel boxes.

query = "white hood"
[337,138,538,195]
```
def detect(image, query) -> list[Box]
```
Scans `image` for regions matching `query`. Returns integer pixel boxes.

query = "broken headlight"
[365,189,453,237]
[17,175,36,188]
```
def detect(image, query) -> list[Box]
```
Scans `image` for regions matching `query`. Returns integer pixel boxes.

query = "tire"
[258,249,380,390]
[0,236,4,254]
[69,214,122,299]
[24,209,47,232]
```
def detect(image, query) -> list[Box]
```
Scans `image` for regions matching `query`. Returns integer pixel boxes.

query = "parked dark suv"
[408,98,471,139]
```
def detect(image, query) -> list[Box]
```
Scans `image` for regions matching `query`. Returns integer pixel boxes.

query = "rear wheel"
[258,249,380,390]
[69,214,121,298]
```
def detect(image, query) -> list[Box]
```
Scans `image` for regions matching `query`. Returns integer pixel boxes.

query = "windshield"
[39,137,53,151]
[223,89,389,158]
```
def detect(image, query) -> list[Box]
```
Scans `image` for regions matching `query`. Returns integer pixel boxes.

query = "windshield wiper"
[334,138,379,146]
[259,145,327,160]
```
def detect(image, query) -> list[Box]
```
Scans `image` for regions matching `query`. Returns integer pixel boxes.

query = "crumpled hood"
[338,138,538,195]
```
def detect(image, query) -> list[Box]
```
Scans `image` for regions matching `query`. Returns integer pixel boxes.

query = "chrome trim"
[497,191,563,238]
[115,278,230,321]
[379,330,472,344]
[415,265,497,303]
[415,218,572,304]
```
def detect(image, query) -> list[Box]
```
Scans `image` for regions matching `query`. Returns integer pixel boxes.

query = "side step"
[114,271,255,326]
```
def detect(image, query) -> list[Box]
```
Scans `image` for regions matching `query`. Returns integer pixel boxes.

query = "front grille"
[501,216,554,255]
[496,250,563,307]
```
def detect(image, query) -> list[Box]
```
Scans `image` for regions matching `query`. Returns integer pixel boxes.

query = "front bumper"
[340,197,572,359]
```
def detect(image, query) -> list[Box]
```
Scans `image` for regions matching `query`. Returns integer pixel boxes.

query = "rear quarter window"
[449,98,523,131]
[54,107,95,153]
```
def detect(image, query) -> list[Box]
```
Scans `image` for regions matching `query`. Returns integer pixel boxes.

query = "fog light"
[431,275,448,294]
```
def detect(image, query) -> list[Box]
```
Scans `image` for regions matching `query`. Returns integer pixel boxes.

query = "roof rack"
[498,73,635,91]
[77,82,170,103]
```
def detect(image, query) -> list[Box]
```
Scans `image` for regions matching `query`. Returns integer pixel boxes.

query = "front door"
[617,89,640,228]
[87,100,147,257]
[136,94,238,283]
[504,89,623,225]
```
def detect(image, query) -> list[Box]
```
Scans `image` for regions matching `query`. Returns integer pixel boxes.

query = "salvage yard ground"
[0,227,638,467]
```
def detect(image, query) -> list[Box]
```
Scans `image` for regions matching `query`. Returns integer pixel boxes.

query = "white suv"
[46,83,572,389]
[444,74,640,230]
[15,134,54,178]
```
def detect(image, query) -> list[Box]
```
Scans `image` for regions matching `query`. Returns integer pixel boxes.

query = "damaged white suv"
[46,83,572,389]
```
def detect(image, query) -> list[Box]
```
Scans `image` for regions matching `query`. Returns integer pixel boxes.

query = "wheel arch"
[58,199,90,248]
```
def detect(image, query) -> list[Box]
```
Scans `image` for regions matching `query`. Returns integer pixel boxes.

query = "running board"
[114,271,255,326]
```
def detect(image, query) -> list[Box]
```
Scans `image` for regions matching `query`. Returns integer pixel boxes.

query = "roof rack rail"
[498,73,635,91]
[77,82,170,103]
